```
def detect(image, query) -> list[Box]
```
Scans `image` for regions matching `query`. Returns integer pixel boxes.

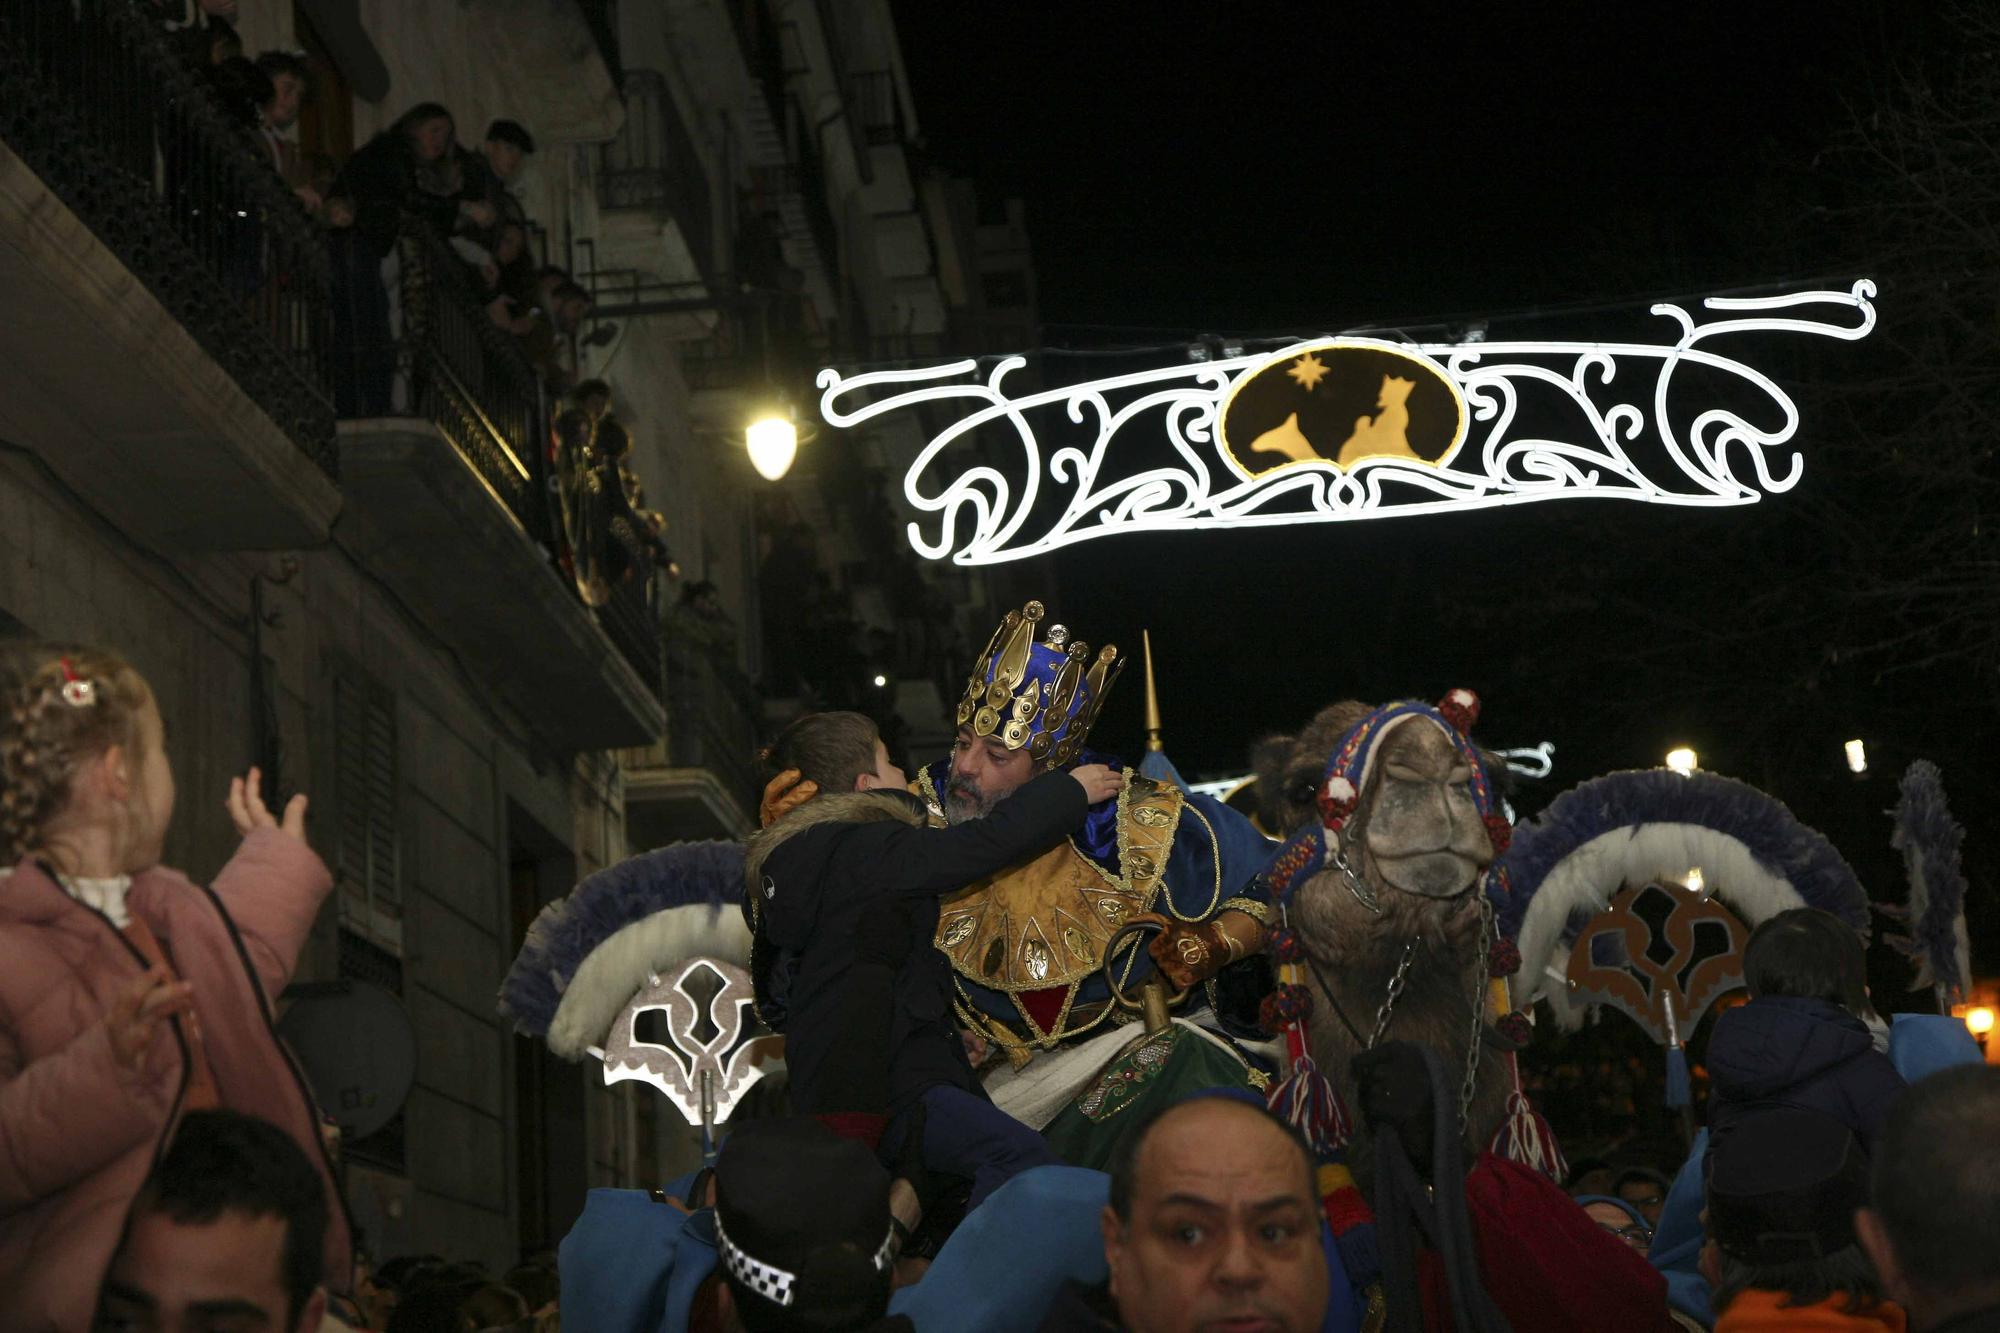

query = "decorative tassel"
[1490,1054,1566,1181]
[1268,1050,1353,1156]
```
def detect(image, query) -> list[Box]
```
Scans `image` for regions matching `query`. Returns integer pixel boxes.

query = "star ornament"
[1286,353,1329,391]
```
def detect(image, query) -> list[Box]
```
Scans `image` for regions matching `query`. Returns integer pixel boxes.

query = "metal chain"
[1458,894,1497,1133]
[1330,843,1382,914]
[1366,939,1418,1050]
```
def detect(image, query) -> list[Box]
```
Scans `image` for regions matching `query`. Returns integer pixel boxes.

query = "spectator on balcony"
[457,120,535,242]
[149,0,242,70]
[190,49,263,129]
[671,580,739,656]
[519,277,595,390]
[253,51,320,215]
[335,102,465,259]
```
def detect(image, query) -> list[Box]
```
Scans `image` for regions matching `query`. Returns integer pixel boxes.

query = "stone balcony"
[0,2,340,549]
[336,224,664,752]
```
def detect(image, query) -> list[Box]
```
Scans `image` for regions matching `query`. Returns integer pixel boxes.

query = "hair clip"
[58,657,96,708]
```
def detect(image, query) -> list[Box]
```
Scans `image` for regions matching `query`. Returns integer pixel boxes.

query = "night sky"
[880,4,1996,948]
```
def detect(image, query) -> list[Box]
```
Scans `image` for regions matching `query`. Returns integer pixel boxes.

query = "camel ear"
[1248,734,1296,832]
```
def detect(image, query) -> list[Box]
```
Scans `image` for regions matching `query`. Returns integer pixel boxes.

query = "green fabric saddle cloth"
[1042,1023,1264,1171]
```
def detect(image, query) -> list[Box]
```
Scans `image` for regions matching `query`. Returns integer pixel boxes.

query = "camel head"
[1255,693,1515,1161]
[1257,695,1502,949]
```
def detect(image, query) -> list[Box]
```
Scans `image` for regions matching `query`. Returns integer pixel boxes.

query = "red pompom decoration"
[1259,982,1315,1035]
[1483,812,1514,855]
[1437,688,1482,735]
[1494,1010,1534,1050]
[1315,774,1359,828]
[1488,935,1522,978]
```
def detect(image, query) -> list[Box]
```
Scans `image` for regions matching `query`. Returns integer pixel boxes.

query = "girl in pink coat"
[0,642,351,1331]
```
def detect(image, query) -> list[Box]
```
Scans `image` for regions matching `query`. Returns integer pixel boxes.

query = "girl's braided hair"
[0,641,152,865]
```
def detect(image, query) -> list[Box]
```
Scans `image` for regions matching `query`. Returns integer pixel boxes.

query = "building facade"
[0,0,1036,1275]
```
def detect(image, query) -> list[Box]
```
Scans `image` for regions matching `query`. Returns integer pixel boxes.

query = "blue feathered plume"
[1498,768,1871,1015]
[1499,768,1870,941]
[499,840,745,1039]
[1887,760,1971,1006]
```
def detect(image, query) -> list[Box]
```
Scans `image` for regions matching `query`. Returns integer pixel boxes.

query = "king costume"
[918,600,1279,1057]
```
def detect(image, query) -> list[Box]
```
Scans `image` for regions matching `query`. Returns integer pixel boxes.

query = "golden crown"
[956,600,1122,768]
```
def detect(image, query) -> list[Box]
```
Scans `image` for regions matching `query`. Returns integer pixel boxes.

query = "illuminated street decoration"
[818,282,1875,566]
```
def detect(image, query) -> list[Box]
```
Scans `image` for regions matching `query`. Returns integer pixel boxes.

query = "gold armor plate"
[924,768,1184,999]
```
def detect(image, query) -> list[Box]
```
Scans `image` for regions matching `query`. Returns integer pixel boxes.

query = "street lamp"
[1845,739,1868,775]
[1665,746,1698,776]
[746,412,798,481]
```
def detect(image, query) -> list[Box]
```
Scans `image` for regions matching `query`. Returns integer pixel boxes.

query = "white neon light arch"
[815,282,1876,566]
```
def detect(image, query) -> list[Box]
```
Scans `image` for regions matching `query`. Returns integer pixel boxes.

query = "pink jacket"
[0,832,351,1332]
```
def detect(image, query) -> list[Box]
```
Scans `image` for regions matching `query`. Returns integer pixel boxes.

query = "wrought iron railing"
[0,0,336,473]
[665,630,761,809]
[722,0,788,130]
[391,221,664,702]
[598,69,715,284]
[599,530,663,697]
[391,219,549,541]
[792,130,841,290]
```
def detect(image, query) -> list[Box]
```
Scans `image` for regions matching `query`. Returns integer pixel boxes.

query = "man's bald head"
[1102,1095,1329,1333]
[1109,1096,1316,1221]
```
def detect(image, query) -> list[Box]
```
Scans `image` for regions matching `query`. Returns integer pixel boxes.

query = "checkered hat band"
[716,1214,797,1307]
[714,1213,898,1310]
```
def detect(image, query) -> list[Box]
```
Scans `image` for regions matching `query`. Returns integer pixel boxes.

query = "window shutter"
[334,671,402,953]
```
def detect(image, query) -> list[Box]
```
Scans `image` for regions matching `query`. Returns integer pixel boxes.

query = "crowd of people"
[143,2,600,415]
[5,629,2000,1332]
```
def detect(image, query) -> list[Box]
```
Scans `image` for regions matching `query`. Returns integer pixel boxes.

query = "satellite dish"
[277,980,416,1141]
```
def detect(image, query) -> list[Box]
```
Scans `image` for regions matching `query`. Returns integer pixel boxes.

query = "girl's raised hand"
[226,766,310,842]
[105,965,193,1070]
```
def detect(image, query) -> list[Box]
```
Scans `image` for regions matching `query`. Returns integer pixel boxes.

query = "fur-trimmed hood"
[744,789,928,893]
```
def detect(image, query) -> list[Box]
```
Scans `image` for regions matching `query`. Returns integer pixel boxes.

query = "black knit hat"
[1708,1110,1869,1265]
[486,119,535,153]
[714,1118,896,1323]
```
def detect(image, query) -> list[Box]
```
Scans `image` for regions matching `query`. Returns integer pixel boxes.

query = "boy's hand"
[227,766,310,842]
[105,965,193,1070]
[759,769,818,827]
[1069,763,1125,804]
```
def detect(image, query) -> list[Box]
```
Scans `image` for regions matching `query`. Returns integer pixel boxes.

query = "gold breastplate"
[922,769,1183,995]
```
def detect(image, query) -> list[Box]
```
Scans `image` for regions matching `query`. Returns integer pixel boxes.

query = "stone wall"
[0,446,622,1273]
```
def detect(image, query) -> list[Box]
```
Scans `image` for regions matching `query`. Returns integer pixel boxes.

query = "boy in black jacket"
[745,711,1123,1207]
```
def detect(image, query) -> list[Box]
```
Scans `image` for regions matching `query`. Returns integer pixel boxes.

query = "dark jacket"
[744,771,1087,1112]
[1706,996,1907,1157]
[334,130,461,257]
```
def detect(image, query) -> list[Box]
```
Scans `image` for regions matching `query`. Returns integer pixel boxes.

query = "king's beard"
[943,775,998,824]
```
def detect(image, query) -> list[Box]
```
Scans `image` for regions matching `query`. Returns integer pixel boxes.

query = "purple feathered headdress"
[1885,760,1972,1007]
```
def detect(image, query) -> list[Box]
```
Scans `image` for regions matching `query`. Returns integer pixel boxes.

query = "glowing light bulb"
[746,415,798,481]
[1665,747,1698,776]
[872,674,888,688]
[1845,739,1868,775]
[1968,1007,1995,1036]
[1684,867,1705,895]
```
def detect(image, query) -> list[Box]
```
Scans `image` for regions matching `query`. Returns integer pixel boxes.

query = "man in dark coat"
[744,710,1122,1207]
